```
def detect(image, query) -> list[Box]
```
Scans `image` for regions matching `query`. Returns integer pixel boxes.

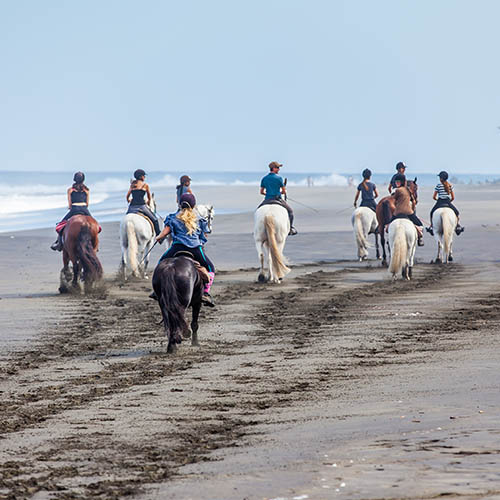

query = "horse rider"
[391,173,425,246]
[50,171,92,251]
[354,168,379,211]
[176,175,194,208]
[388,162,407,193]
[126,169,161,236]
[258,161,297,235]
[426,171,465,236]
[154,193,216,307]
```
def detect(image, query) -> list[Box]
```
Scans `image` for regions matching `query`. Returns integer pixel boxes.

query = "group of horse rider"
[353,161,464,246]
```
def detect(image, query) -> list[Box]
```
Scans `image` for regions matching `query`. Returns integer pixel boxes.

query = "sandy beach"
[1,184,500,499]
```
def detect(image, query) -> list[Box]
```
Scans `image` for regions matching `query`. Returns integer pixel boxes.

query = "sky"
[1,0,500,174]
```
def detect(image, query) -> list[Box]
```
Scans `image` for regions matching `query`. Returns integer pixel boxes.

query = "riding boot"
[50,232,63,251]
[417,236,424,246]
[425,226,434,236]
[289,227,298,235]
[153,218,161,236]
[202,272,215,307]
[455,224,464,235]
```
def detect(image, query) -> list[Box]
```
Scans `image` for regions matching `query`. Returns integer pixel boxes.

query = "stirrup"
[455,225,464,235]
[417,237,424,247]
[289,227,298,236]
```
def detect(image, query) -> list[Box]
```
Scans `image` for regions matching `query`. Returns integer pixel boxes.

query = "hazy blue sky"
[1,0,500,173]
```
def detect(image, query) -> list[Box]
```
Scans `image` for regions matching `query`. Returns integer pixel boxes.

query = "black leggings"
[127,204,161,235]
[391,213,423,227]
[430,199,459,223]
[62,205,91,222]
[258,197,294,227]
[360,199,377,212]
[159,243,215,273]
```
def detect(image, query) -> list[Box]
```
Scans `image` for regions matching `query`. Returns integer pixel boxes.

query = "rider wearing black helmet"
[426,171,464,236]
[126,169,161,235]
[354,168,379,212]
[388,162,407,193]
[176,175,194,207]
[50,172,92,251]
[391,174,424,246]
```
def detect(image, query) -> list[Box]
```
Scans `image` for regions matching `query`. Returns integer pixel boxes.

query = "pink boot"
[202,272,215,307]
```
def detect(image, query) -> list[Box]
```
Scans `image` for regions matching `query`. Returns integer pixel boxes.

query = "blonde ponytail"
[177,207,198,235]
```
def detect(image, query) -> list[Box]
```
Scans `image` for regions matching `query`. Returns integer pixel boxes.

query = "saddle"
[135,212,154,233]
[172,251,210,284]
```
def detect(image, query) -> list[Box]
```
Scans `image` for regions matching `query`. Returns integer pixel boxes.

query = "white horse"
[351,207,380,261]
[432,207,456,263]
[388,218,417,280]
[119,195,162,279]
[254,204,290,283]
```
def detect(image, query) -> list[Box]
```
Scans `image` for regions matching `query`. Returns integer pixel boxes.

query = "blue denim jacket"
[164,212,209,248]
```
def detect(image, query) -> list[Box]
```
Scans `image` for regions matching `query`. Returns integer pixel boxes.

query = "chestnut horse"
[59,215,103,294]
[376,179,418,267]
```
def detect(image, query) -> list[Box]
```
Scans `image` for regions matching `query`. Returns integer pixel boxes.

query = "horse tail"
[158,269,187,345]
[354,210,368,257]
[264,214,290,279]
[77,225,103,283]
[389,222,407,276]
[441,210,454,258]
[125,218,139,276]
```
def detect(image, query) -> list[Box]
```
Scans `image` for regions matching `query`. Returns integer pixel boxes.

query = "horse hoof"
[59,285,69,294]
[258,273,267,283]
[448,255,453,262]
[167,343,177,354]
[381,261,388,268]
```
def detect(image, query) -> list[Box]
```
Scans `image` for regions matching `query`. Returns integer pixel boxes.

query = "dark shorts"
[430,199,459,219]
[360,199,377,212]
[391,213,423,226]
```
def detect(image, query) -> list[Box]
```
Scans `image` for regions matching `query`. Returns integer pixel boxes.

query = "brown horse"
[59,215,103,294]
[376,179,418,267]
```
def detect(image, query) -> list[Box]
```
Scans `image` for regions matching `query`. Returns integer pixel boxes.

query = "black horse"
[152,256,204,354]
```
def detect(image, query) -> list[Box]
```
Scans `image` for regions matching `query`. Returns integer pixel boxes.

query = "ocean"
[1,170,498,233]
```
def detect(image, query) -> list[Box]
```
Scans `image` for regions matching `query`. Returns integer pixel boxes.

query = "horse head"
[196,204,215,233]
[408,178,418,204]
[148,192,157,213]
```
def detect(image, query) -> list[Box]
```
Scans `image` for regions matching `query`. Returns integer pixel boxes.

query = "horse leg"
[436,240,442,264]
[375,231,380,260]
[258,242,268,283]
[59,252,72,293]
[191,299,201,347]
[380,226,388,267]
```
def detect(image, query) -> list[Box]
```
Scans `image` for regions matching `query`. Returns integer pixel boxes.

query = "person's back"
[261,172,284,199]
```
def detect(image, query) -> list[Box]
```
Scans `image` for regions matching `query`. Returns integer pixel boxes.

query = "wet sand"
[1,184,500,499]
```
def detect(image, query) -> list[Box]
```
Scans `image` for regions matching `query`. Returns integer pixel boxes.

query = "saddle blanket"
[56,219,102,234]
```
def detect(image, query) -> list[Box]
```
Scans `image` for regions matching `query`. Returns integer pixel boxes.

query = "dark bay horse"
[59,215,103,294]
[376,179,418,267]
[152,256,204,354]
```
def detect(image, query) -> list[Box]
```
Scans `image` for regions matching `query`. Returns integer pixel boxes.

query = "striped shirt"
[435,182,452,200]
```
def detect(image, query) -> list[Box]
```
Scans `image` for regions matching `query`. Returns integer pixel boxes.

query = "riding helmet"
[395,162,406,170]
[180,193,196,209]
[180,175,191,185]
[134,169,146,180]
[393,173,406,185]
[73,171,85,183]
[362,168,372,179]
[438,170,449,181]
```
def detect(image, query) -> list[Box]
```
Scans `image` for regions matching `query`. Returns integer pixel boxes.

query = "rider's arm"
[353,190,360,207]
[280,185,287,195]
[126,187,132,203]
[144,184,152,204]
[84,188,89,206]
[67,188,72,208]
[374,187,379,198]
[260,187,266,196]
[388,184,393,193]
[432,190,438,201]
[156,225,171,242]
[450,189,455,201]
